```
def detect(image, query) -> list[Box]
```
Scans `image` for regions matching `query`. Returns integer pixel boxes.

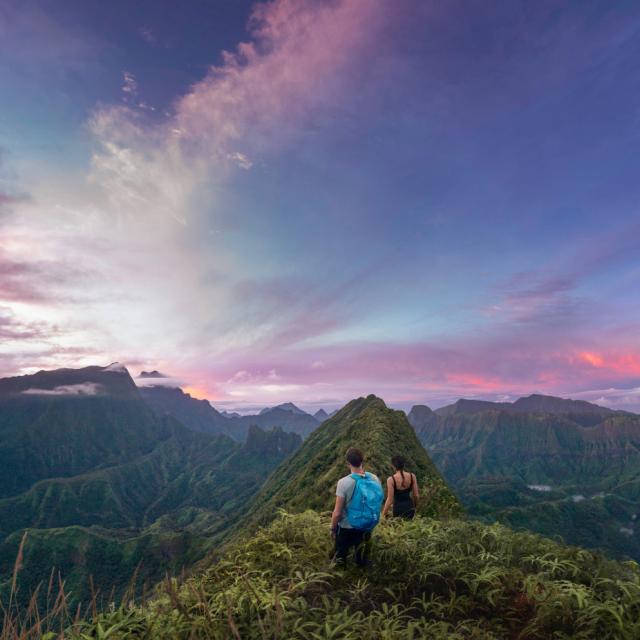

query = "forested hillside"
[19,396,640,639]
[0,365,301,611]
[240,394,462,533]
[408,396,640,560]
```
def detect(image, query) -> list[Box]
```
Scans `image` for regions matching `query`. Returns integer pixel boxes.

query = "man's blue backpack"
[347,472,384,531]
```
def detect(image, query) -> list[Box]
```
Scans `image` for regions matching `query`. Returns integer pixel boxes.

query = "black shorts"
[334,526,371,566]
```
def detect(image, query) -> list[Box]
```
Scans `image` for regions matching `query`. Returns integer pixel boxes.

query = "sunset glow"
[1,0,640,411]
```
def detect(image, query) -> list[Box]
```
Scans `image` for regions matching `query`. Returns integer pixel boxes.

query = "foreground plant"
[64,511,640,639]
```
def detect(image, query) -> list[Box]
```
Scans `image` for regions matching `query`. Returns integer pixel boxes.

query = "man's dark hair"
[346,447,364,467]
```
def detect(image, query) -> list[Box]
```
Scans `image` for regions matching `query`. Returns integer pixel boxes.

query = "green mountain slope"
[0,395,166,499]
[408,399,640,560]
[139,385,238,439]
[10,390,640,638]
[67,511,640,639]
[0,365,302,611]
[242,395,462,531]
[140,385,321,441]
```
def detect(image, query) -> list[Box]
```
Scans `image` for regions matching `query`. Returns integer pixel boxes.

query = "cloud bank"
[1,0,639,411]
[22,382,104,396]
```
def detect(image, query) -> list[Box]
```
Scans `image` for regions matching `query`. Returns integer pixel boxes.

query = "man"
[330,447,384,567]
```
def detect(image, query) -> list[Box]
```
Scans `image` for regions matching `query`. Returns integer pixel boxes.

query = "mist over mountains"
[0,364,302,608]
[2,361,640,619]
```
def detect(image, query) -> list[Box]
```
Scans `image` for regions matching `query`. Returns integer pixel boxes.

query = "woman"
[382,455,419,519]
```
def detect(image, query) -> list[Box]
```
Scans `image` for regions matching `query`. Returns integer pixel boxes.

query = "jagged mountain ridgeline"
[9,379,636,639]
[408,395,640,561]
[140,385,321,440]
[0,365,302,610]
[3,364,640,637]
[240,394,462,532]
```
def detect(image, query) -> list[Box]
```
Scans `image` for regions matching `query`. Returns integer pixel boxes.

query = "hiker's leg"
[334,527,351,566]
[354,531,371,567]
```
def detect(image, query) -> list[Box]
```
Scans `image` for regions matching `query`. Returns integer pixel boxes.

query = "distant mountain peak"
[259,402,308,416]
[435,398,510,417]
[432,393,617,418]
[408,404,433,415]
[104,362,129,374]
[138,384,238,439]
[314,408,329,421]
[243,393,461,530]
[511,394,615,415]
[138,370,167,378]
[0,364,138,398]
[407,405,435,427]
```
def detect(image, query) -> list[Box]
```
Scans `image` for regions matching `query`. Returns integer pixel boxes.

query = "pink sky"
[1,0,640,412]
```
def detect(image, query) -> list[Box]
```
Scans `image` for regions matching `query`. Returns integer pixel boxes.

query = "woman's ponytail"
[391,455,407,482]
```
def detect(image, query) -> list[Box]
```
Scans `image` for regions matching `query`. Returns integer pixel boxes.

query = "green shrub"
[70,511,640,639]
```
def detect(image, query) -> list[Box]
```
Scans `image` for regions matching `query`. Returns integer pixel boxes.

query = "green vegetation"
[0,396,167,500]
[467,482,640,562]
[41,511,640,639]
[4,390,640,638]
[239,395,462,534]
[0,393,301,612]
[409,404,640,560]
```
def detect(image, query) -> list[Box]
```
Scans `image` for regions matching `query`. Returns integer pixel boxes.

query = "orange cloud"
[580,351,604,367]
[578,351,640,375]
[444,373,506,391]
[182,385,214,401]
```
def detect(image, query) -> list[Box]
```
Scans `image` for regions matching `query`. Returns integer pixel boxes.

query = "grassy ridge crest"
[67,511,640,639]
[241,395,462,532]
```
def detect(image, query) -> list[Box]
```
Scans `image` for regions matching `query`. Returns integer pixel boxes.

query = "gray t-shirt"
[336,472,381,529]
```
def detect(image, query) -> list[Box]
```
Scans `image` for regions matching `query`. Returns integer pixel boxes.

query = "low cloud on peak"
[22,382,105,396]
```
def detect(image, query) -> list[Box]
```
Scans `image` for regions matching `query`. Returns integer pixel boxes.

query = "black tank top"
[392,473,415,518]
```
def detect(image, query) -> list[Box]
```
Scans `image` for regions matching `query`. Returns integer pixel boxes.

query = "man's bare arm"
[330,495,345,536]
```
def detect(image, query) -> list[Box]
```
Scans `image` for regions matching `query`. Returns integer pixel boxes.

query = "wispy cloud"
[87,0,391,228]
[23,382,104,396]
[2,0,639,414]
[0,306,57,341]
[2,0,392,379]
[121,71,138,99]
[0,248,93,304]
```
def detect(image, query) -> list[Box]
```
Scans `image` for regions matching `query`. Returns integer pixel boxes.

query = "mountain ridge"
[0,365,303,611]
[407,399,640,560]
[140,386,320,440]
[238,394,462,534]
[431,392,623,418]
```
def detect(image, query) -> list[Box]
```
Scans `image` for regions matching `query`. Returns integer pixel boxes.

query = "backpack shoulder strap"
[347,474,361,502]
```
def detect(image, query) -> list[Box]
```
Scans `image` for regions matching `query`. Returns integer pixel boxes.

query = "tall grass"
[0,532,150,640]
[4,513,640,638]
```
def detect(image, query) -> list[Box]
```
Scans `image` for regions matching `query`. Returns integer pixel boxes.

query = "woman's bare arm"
[412,473,420,504]
[381,477,394,517]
